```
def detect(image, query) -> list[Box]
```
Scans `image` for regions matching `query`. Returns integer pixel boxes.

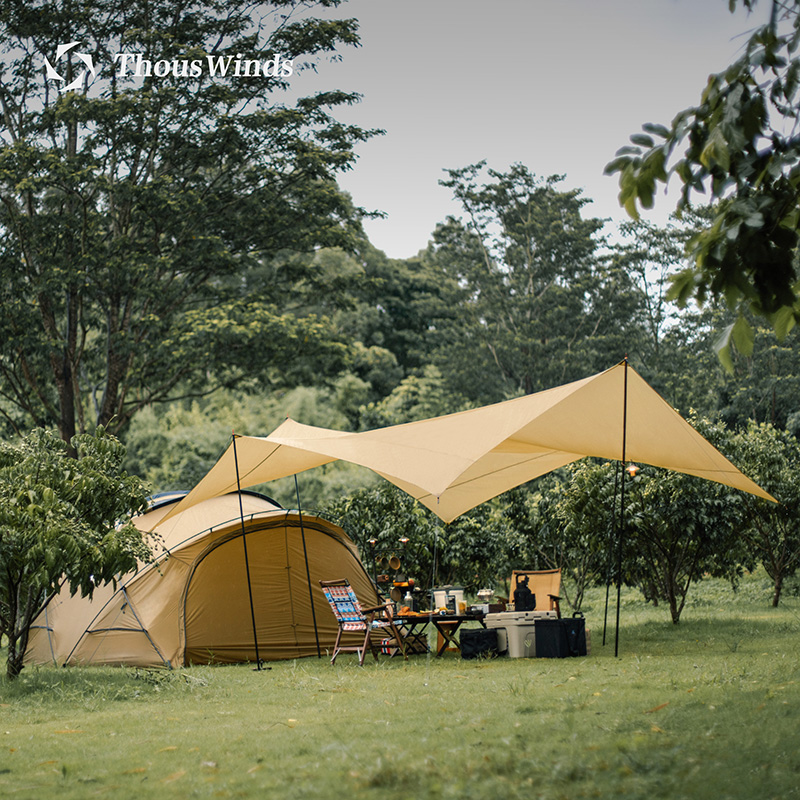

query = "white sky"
[290,0,771,259]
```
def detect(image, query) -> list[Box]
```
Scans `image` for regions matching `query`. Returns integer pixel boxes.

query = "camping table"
[395,612,485,657]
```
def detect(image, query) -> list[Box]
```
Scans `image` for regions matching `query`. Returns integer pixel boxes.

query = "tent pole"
[232,434,263,671]
[614,358,630,658]
[602,460,621,647]
[295,474,322,658]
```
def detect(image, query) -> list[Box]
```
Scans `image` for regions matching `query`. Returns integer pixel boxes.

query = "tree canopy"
[426,162,634,403]
[0,0,377,443]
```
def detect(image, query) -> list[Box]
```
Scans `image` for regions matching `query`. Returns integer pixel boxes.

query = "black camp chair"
[319,579,408,665]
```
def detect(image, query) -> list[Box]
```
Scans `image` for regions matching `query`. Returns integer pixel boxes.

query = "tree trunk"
[668,591,681,624]
[5,635,25,680]
[665,570,682,624]
[53,351,77,445]
[772,572,783,607]
[5,584,37,679]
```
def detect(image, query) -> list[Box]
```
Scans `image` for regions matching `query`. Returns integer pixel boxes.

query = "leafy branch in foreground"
[605,0,800,365]
[0,427,152,680]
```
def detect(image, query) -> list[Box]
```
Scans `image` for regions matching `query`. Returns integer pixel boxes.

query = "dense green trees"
[733,421,800,605]
[426,162,629,403]
[0,0,375,443]
[123,384,381,506]
[623,470,749,624]
[323,483,511,596]
[0,427,151,679]
[719,323,800,429]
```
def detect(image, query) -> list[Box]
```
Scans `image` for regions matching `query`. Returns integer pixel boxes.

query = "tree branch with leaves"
[0,426,153,679]
[606,0,800,367]
[0,0,378,442]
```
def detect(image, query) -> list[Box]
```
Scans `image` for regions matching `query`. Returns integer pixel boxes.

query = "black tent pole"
[294,474,322,658]
[614,358,630,658]
[232,433,263,671]
[602,459,621,647]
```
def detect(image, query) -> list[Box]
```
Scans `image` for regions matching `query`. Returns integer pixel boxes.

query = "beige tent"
[25,492,378,668]
[163,362,774,525]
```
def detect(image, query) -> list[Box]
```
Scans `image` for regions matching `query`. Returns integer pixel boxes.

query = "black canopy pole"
[232,433,263,671]
[614,358,630,658]
[602,459,621,647]
[294,474,321,658]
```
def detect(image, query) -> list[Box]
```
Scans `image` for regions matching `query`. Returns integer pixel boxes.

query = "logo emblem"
[44,42,96,92]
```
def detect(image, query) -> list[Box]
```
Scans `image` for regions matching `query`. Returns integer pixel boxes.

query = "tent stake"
[295,474,322,658]
[232,434,264,671]
[614,358,630,658]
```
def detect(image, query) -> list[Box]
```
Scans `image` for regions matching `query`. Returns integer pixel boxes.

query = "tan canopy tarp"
[26,492,378,668]
[163,362,774,525]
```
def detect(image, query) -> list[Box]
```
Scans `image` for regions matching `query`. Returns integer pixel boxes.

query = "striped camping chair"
[319,579,407,665]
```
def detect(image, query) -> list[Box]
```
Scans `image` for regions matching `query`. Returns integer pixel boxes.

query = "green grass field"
[2,573,799,800]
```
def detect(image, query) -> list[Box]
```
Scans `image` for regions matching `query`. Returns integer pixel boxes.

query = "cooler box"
[485,610,557,658]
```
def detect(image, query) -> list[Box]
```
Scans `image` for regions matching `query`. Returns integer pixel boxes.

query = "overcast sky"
[290,0,771,259]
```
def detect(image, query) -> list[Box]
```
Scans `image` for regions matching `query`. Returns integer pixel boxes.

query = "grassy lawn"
[2,573,799,800]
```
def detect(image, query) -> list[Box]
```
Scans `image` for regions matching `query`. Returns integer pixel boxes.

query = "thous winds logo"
[44,42,96,92]
[43,42,293,88]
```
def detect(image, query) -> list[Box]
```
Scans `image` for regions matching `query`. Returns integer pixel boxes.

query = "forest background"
[2,0,800,643]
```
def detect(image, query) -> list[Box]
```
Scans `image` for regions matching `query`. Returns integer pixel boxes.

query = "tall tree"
[606,0,800,355]
[428,162,634,403]
[0,0,376,443]
[338,244,463,379]
[609,219,688,365]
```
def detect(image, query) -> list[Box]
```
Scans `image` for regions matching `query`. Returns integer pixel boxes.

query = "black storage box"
[534,618,569,658]
[563,613,587,657]
[460,627,500,659]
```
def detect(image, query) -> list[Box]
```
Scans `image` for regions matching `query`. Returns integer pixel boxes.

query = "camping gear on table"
[391,578,421,611]
[431,585,465,614]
